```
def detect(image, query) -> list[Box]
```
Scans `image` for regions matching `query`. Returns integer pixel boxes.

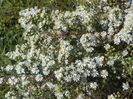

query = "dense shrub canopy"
[0,0,133,98]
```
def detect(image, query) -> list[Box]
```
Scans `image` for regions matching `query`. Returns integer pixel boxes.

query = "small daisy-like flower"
[35,74,43,82]
[100,70,108,78]
[8,76,18,85]
[122,82,129,90]
[90,82,98,90]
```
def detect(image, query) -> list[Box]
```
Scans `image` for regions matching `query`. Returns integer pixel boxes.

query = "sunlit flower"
[122,82,129,90]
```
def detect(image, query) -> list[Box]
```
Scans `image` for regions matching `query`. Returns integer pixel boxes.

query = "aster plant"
[1,0,133,98]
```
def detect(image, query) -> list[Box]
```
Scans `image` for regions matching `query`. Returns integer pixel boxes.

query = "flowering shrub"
[1,0,133,98]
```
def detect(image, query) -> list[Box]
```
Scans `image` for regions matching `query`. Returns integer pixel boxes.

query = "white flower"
[108,94,115,99]
[64,75,72,82]
[107,57,115,66]
[22,80,29,87]
[54,68,64,81]
[8,76,18,85]
[122,50,128,56]
[31,67,39,74]
[95,56,104,66]
[23,92,29,97]
[91,69,99,77]
[42,67,50,76]
[5,65,13,72]
[5,91,14,99]
[100,70,108,78]
[64,90,70,97]
[80,33,97,52]
[101,31,107,38]
[73,73,80,82]
[77,93,84,99]
[90,82,98,90]
[87,61,96,69]
[47,60,55,66]
[0,78,3,84]
[85,70,90,77]
[122,82,129,90]
[104,44,110,50]
[46,82,55,89]
[15,65,24,74]
[35,74,43,82]
[55,92,63,99]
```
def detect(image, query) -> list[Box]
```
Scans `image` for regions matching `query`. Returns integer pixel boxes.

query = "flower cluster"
[114,6,133,44]
[1,0,133,98]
